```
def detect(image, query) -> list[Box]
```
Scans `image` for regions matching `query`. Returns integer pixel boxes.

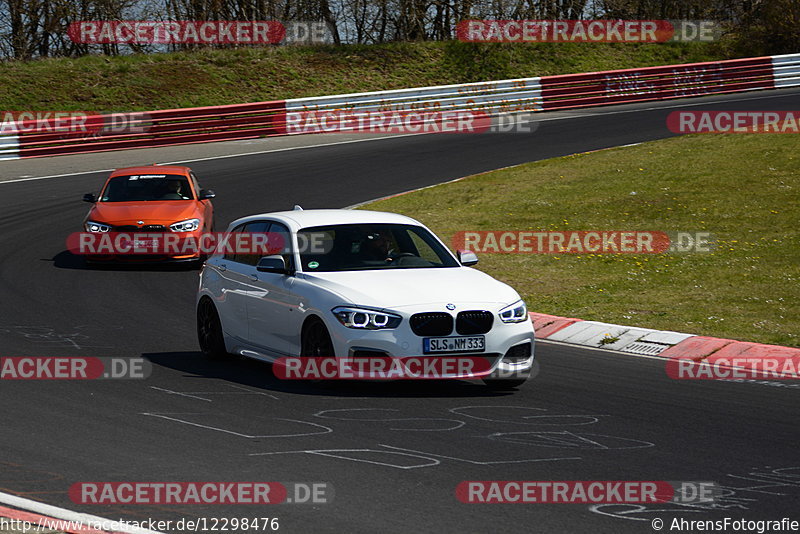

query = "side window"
[224,224,247,262]
[236,221,272,266]
[269,222,294,270]
[189,171,201,199]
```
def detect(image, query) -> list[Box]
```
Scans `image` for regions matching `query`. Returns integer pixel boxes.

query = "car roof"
[109,165,191,177]
[227,209,423,231]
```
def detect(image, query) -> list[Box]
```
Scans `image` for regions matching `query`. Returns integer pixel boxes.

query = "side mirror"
[82,193,96,203]
[257,255,290,274]
[457,249,478,266]
[199,189,216,200]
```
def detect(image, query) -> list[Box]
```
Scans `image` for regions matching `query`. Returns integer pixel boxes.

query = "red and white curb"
[0,492,163,534]
[531,312,800,362]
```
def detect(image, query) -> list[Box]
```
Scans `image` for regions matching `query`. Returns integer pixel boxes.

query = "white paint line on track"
[0,491,164,534]
[1,88,796,186]
[0,168,116,184]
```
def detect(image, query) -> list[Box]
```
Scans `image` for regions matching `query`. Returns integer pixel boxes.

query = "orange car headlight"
[169,218,201,232]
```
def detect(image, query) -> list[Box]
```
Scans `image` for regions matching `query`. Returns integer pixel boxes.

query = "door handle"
[249,274,258,281]
[218,264,227,272]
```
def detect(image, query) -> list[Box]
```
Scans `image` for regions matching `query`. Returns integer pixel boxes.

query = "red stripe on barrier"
[19,117,285,146]
[541,66,774,100]
[540,56,773,85]
[17,101,286,158]
[540,57,775,110]
[542,81,774,111]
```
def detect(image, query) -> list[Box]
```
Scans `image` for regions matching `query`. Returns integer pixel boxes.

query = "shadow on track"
[49,250,200,271]
[143,351,517,399]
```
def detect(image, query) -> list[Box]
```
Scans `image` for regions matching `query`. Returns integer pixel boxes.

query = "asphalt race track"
[1,89,799,533]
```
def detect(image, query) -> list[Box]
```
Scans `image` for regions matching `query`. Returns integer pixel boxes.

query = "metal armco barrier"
[283,77,542,133]
[0,100,285,160]
[540,56,776,110]
[1,52,797,160]
[773,53,800,88]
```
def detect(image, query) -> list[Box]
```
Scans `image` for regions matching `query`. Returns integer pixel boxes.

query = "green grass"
[0,41,735,112]
[361,134,800,347]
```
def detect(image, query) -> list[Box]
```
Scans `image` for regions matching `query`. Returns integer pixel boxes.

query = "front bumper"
[326,308,535,379]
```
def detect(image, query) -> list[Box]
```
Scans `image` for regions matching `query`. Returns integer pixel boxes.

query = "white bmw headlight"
[85,221,111,233]
[499,300,528,323]
[170,218,201,232]
[332,306,402,330]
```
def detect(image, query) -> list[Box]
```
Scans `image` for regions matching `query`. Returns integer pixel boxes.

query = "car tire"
[197,298,227,359]
[301,318,335,357]
[482,377,527,390]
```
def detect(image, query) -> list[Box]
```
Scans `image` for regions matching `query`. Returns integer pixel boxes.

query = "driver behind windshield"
[360,230,396,262]
[160,179,188,200]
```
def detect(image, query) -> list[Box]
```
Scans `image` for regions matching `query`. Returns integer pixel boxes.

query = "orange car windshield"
[100,174,193,202]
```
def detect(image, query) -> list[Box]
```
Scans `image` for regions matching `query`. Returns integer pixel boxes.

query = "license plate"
[133,239,158,247]
[423,335,485,354]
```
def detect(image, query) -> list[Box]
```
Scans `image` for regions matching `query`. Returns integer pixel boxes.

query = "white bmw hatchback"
[197,208,535,388]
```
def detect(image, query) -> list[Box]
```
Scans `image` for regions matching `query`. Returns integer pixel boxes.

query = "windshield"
[297,223,459,272]
[100,174,194,202]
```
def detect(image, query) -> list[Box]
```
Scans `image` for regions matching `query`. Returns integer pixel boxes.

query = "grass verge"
[0,41,735,112]
[361,134,799,347]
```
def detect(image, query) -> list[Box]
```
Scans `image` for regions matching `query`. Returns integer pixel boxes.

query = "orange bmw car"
[81,165,215,262]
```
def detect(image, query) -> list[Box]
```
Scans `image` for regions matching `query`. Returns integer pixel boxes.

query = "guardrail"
[540,56,777,110]
[0,101,285,160]
[283,77,542,133]
[1,52,797,160]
